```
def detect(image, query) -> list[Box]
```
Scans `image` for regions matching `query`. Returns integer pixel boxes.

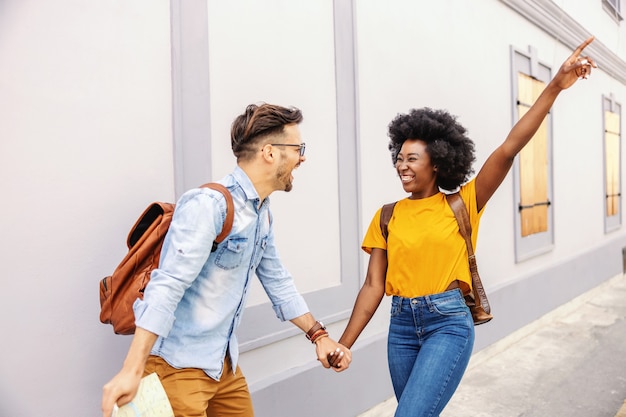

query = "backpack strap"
[445,192,491,314]
[380,202,397,241]
[201,183,235,252]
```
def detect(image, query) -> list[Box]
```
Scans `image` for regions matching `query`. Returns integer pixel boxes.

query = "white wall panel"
[206,0,341,303]
[0,1,173,416]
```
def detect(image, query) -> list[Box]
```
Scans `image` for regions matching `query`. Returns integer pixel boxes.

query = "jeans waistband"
[392,287,463,307]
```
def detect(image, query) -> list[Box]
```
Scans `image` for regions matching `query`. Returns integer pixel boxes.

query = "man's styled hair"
[387,107,476,190]
[231,103,303,161]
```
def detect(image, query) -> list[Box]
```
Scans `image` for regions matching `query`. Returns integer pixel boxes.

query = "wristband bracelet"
[310,331,329,344]
[306,321,326,340]
[308,329,328,343]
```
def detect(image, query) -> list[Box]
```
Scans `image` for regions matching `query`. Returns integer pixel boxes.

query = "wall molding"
[170,0,212,196]
[500,0,626,85]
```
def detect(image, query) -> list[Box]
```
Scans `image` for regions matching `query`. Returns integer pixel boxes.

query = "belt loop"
[424,295,432,310]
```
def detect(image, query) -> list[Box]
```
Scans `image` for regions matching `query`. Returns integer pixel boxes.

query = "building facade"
[1,1,625,416]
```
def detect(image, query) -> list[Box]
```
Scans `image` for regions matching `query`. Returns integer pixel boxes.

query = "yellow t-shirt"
[362,179,484,298]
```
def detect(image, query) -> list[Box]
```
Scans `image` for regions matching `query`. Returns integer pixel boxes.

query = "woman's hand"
[551,36,597,90]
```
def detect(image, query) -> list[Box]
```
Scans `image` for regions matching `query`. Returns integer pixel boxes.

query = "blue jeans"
[388,289,474,417]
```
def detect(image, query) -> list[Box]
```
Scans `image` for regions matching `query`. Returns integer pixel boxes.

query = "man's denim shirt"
[134,166,309,380]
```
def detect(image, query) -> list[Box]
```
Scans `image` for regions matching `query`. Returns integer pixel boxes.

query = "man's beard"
[276,166,293,192]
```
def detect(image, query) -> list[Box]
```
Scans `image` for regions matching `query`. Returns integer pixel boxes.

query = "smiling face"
[395,139,439,199]
[273,123,306,192]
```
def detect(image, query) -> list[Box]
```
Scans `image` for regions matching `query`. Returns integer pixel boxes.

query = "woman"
[338,37,596,417]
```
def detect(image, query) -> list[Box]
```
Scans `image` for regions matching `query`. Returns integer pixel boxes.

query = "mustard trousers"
[144,355,254,417]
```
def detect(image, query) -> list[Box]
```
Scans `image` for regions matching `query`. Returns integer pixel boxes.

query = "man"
[101,103,351,417]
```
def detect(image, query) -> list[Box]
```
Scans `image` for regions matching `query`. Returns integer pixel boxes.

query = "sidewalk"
[358,274,626,417]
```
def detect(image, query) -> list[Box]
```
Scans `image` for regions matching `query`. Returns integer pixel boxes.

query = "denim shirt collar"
[232,165,268,210]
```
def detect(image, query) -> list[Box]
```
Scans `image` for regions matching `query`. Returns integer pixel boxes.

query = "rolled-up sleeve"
[133,298,176,337]
[272,293,309,321]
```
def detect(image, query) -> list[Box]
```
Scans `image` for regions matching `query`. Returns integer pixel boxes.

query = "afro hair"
[387,107,476,190]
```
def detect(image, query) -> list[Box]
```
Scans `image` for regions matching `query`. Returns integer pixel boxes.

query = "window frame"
[603,94,622,233]
[510,45,555,262]
[602,0,624,22]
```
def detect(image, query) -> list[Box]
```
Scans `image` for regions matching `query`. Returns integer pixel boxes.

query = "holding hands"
[306,319,352,371]
[317,337,352,372]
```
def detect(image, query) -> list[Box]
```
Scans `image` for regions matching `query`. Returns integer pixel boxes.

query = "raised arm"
[475,36,596,211]
[338,248,388,349]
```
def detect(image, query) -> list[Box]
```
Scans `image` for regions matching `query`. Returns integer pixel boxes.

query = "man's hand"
[101,328,157,417]
[101,370,142,417]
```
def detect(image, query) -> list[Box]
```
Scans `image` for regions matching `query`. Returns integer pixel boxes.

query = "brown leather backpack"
[99,183,234,335]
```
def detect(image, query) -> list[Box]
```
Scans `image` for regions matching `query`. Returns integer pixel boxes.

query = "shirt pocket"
[215,237,248,270]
